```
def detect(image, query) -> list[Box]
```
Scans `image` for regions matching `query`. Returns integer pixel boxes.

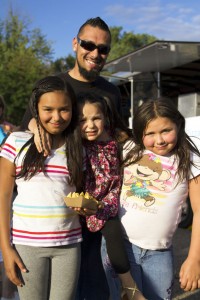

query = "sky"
[1,0,200,60]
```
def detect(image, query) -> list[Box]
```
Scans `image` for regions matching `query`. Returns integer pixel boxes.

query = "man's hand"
[28,118,52,156]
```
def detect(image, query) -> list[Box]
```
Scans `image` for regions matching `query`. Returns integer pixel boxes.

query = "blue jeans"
[102,238,174,300]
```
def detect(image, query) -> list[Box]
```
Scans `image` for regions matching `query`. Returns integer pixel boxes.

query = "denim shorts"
[102,238,174,300]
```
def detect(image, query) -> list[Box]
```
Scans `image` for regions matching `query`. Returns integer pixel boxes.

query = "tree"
[0,11,158,126]
[107,26,157,61]
[0,11,53,125]
[51,54,75,74]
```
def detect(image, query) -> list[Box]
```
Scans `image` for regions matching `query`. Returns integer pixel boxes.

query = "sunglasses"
[77,37,110,55]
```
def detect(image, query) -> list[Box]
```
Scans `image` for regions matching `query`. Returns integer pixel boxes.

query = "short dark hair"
[78,17,111,41]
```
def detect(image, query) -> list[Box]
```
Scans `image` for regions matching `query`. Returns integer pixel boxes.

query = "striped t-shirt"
[0,131,82,247]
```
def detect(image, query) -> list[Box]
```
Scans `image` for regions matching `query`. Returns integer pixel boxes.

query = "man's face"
[73,25,111,81]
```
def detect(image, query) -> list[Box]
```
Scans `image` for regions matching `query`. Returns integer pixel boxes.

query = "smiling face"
[38,91,72,137]
[79,102,109,142]
[73,25,111,81]
[143,117,178,156]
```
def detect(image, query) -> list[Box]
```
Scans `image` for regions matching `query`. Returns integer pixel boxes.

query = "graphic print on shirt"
[123,154,171,206]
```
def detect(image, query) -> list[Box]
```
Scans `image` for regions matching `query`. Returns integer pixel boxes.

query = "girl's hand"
[3,246,27,287]
[179,257,200,291]
[72,207,97,216]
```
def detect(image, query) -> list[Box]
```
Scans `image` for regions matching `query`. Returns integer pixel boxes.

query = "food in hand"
[64,192,100,210]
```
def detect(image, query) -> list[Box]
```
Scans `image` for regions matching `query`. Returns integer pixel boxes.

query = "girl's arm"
[179,175,200,291]
[0,157,27,286]
[85,176,120,232]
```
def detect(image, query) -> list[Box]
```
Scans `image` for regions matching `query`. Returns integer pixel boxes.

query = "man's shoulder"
[97,76,118,88]
[95,76,121,96]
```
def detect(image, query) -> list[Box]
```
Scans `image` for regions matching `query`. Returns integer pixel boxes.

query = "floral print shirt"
[83,139,121,232]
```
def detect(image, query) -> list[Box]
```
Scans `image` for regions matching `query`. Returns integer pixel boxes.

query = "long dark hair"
[76,91,132,143]
[16,76,83,190]
[124,98,200,182]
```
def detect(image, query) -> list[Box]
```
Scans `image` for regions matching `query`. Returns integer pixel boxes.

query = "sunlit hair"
[76,91,132,143]
[124,98,200,182]
[16,76,83,190]
[77,17,111,42]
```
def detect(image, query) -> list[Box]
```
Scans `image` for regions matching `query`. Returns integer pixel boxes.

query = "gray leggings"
[15,243,81,300]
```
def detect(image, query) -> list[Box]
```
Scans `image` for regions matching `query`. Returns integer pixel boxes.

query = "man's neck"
[68,67,90,82]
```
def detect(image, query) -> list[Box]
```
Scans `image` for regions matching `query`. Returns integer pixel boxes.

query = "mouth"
[86,58,102,68]
[50,123,62,127]
[86,131,97,136]
[155,145,167,149]
[136,170,149,177]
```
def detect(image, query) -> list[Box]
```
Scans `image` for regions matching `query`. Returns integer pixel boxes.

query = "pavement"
[172,227,200,300]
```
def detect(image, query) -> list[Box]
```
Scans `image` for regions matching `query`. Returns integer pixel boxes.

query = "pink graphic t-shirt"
[120,144,200,250]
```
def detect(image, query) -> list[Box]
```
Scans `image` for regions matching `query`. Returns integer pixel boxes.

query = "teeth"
[86,59,100,67]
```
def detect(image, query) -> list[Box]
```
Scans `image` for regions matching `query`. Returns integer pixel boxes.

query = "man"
[21,17,122,131]
[60,16,121,112]
[22,17,122,300]
[65,17,121,300]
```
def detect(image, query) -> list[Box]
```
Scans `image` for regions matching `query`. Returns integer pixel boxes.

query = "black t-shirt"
[62,72,122,112]
[20,72,122,130]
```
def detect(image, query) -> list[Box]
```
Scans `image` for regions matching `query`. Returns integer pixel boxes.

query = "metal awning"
[102,41,200,119]
[103,40,200,74]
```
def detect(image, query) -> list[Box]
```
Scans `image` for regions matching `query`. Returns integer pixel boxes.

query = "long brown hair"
[15,76,83,191]
[124,98,200,182]
[77,91,132,143]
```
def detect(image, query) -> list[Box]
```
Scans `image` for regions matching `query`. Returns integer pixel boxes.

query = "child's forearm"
[179,210,200,291]
[187,211,200,259]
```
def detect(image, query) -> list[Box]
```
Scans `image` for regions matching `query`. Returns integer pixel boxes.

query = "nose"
[155,134,165,144]
[52,111,61,121]
[87,119,95,128]
[90,48,99,58]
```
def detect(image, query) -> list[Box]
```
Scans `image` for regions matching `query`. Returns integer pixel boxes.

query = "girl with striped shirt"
[0,76,83,300]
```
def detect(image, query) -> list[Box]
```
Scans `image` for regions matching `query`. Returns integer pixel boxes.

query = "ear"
[72,37,78,52]
[159,170,171,181]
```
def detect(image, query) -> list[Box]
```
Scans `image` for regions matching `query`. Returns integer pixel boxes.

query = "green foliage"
[51,54,75,74]
[0,9,158,126]
[108,27,157,61]
[0,11,53,125]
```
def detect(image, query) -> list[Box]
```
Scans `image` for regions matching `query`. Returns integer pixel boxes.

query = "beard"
[77,59,104,81]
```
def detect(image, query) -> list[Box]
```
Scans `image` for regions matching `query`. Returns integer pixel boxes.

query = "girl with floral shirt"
[76,92,146,300]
